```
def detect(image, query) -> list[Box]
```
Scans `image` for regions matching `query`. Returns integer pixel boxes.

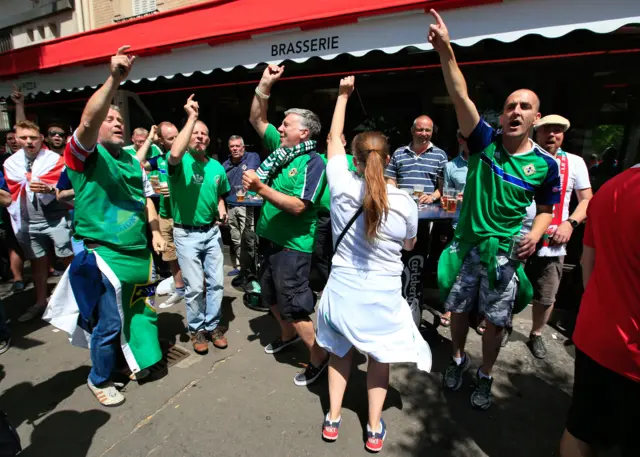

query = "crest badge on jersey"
[242,164,247,170]
[522,164,536,176]
[215,176,220,185]
[288,168,298,177]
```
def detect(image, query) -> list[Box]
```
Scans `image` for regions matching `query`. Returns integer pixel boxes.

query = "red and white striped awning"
[1,0,638,96]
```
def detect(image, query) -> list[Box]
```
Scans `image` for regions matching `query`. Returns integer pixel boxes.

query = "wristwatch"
[567,218,579,229]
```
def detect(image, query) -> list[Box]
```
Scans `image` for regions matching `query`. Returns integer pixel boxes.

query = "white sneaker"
[159,292,183,309]
[18,304,46,322]
[156,277,175,296]
[87,379,125,407]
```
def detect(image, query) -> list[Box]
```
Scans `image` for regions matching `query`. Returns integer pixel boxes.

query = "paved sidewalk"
[0,267,577,457]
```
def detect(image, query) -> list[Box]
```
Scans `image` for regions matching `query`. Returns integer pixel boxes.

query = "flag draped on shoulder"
[3,148,65,233]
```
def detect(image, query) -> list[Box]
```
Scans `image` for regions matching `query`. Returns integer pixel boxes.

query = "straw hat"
[535,114,570,132]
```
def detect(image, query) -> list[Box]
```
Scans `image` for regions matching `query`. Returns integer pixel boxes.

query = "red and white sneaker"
[365,418,387,453]
[322,413,342,442]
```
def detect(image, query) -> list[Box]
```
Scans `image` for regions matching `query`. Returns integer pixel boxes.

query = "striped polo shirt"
[385,143,448,193]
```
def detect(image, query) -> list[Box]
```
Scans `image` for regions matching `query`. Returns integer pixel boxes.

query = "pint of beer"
[447,197,457,212]
[235,185,246,202]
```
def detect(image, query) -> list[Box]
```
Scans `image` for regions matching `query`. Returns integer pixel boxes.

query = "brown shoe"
[209,328,228,349]
[191,331,209,355]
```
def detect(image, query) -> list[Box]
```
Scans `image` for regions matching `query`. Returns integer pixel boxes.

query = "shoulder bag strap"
[333,206,364,252]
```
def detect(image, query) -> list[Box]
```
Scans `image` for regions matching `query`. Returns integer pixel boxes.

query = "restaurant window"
[0,29,12,53]
[133,0,157,16]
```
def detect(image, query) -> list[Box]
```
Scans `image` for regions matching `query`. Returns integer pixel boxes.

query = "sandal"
[88,380,126,407]
[440,313,451,328]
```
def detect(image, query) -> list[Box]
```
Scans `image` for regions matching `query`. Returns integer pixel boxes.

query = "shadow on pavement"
[389,336,573,457]
[0,365,91,430]
[19,409,110,457]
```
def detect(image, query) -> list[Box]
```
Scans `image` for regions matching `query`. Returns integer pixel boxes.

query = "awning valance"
[1,0,639,97]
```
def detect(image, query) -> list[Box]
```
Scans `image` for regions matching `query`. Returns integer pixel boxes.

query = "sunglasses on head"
[48,131,65,137]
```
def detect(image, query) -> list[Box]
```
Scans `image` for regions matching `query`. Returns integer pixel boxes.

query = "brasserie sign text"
[271,35,339,57]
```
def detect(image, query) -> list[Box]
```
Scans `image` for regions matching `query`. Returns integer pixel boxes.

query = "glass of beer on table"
[235,185,246,202]
[441,187,449,209]
[446,189,457,212]
[413,184,424,199]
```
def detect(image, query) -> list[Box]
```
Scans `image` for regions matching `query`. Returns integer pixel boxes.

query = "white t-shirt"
[327,154,418,276]
[523,150,591,257]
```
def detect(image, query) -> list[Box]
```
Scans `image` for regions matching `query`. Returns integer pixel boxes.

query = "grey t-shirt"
[23,156,69,225]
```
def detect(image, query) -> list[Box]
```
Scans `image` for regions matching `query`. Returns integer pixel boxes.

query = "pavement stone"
[0,263,579,457]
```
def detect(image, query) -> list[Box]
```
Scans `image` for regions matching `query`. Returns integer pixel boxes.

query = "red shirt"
[573,166,640,382]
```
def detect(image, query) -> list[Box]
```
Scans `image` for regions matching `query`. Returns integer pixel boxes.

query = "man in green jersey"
[139,122,187,310]
[244,64,328,387]
[168,95,230,355]
[55,46,166,407]
[429,10,561,410]
[123,127,163,161]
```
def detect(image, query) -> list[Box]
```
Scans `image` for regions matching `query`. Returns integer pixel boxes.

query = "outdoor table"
[401,203,460,314]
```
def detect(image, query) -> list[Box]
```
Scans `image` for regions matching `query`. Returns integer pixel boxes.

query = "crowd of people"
[0,9,637,456]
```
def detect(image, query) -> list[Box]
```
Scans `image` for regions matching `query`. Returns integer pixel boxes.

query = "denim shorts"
[259,239,316,322]
[444,247,518,328]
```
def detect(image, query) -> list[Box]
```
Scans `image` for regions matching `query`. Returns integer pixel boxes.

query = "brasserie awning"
[1,0,639,96]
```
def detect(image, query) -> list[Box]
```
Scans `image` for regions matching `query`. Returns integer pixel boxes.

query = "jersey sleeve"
[384,150,399,180]
[466,118,496,155]
[56,168,72,190]
[147,156,161,172]
[0,173,8,192]
[535,158,561,206]
[263,124,281,153]
[142,172,155,198]
[64,131,96,172]
[436,150,448,181]
[294,155,326,203]
[573,156,592,190]
[218,170,231,196]
[327,154,357,196]
[405,196,418,239]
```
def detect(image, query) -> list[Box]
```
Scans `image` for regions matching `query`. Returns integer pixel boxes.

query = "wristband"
[255,87,270,100]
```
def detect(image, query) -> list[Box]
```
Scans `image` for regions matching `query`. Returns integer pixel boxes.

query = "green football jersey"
[455,120,561,251]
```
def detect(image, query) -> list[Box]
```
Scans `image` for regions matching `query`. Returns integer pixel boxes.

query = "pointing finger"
[430,9,444,26]
[128,55,137,65]
[187,94,195,103]
[117,45,131,55]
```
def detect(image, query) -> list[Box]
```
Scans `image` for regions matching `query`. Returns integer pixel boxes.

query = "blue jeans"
[0,299,10,340]
[174,225,224,333]
[89,274,121,386]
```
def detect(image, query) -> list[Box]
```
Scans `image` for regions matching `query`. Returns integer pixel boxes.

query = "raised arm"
[168,95,199,166]
[328,76,354,161]
[11,85,26,124]
[249,65,284,138]
[136,125,157,163]
[76,46,136,148]
[428,10,480,137]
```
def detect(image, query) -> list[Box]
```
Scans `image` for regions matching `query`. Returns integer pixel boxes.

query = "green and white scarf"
[256,140,317,184]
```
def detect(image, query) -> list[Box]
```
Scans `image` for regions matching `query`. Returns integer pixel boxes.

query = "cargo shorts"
[444,247,518,328]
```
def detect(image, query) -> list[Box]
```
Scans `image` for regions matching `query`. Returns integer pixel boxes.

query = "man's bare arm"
[249,65,284,138]
[11,85,26,124]
[136,125,157,163]
[56,189,75,203]
[428,10,480,137]
[77,46,136,148]
[169,95,199,166]
[0,189,11,207]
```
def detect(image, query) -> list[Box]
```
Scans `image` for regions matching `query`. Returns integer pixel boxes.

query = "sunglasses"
[48,131,65,137]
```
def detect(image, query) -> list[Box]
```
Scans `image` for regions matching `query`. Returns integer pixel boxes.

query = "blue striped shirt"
[385,143,448,193]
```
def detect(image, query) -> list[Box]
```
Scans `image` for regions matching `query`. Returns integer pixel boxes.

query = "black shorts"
[566,349,640,456]
[259,239,316,322]
[0,227,20,253]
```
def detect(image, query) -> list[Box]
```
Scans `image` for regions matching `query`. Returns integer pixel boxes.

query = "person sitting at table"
[222,135,261,277]
[384,115,448,203]
[317,76,432,453]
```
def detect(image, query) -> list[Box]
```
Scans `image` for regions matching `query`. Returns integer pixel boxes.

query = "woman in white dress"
[317,76,432,453]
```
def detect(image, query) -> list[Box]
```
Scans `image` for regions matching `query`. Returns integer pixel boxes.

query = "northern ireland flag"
[3,148,65,233]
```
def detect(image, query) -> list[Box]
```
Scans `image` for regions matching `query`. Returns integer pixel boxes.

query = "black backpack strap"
[333,206,364,252]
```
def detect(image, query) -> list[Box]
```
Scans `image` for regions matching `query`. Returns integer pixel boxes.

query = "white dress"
[316,155,432,372]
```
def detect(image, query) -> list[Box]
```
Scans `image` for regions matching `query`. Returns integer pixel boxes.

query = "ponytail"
[352,131,390,242]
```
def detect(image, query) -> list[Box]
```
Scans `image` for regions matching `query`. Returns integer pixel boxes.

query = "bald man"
[429,9,560,410]
[385,115,448,204]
